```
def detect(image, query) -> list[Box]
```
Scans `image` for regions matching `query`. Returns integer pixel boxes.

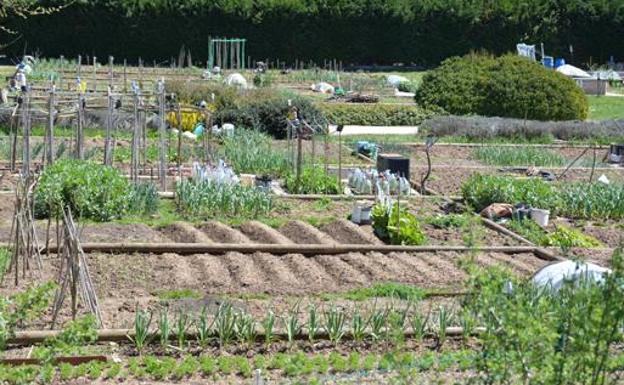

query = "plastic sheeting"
[225,73,248,88]
[386,75,409,87]
[311,82,334,94]
[556,64,592,78]
[532,260,611,291]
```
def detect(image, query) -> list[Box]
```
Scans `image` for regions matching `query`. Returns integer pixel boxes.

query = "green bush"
[215,90,325,139]
[461,174,558,213]
[35,160,132,221]
[372,203,426,245]
[165,81,238,110]
[416,54,588,121]
[318,103,440,126]
[283,167,340,194]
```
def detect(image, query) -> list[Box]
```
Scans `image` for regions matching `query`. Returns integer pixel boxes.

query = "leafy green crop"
[35,160,132,221]
[284,167,340,194]
[372,202,426,245]
[507,219,602,248]
[462,174,624,220]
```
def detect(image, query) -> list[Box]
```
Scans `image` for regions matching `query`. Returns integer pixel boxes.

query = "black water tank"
[377,153,410,179]
[610,144,624,156]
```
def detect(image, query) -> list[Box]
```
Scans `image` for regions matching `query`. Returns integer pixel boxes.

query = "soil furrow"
[315,254,368,286]
[283,253,337,292]
[198,221,251,244]
[419,253,467,282]
[280,221,336,244]
[195,254,233,292]
[157,222,213,243]
[339,252,392,281]
[320,219,382,245]
[222,252,267,291]
[254,252,302,293]
[239,221,294,244]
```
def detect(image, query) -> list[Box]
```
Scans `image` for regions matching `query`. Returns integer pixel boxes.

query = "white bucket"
[530,209,550,227]
[360,205,372,224]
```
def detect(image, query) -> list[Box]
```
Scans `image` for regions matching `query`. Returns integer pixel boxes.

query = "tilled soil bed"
[0,250,552,328]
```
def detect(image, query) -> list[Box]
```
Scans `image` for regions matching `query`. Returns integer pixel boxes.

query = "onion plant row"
[176,180,272,218]
[221,129,289,178]
[129,301,461,354]
[462,174,624,220]
[472,146,567,167]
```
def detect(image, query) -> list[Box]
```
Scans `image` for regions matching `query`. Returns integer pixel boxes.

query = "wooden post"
[175,104,182,184]
[75,94,84,159]
[103,87,113,166]
[108,56,114,88]
[157,80,167,191]
[21,91,31,177]
[45,88,55,166]
[337,130,342,191]
[123,59,127,92]
[131,93,140,184]
[92,56,97,92]
[296,127,303,190]
[9,103,18,172]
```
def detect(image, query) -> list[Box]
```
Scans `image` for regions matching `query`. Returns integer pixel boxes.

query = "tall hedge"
[415,54,588,121]
[5,0,624,67]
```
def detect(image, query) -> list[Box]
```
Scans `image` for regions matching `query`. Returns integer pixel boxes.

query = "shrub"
[422,115,624,143]
[372,202,426,245]
[466,248,624,384]
[215,90,325,139]
[35,160,132,221]
[165,80,238,111]
[283,167,340,194]
[416,54,588,121]
[461,174,558,213]
[318,103,440,126]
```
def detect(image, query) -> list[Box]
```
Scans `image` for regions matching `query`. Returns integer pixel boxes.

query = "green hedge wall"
[317,103,441,126]
[6,0,624,66]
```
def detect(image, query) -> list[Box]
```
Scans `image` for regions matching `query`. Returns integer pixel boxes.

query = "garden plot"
[0,250,551,329]
[412,165,624,196]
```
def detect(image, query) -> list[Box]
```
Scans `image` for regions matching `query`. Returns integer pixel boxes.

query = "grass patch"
[157,289,202,301]
[342,282,425,301]
[588,96,624,120]
[426,214,471,229]
[473,146,566,167]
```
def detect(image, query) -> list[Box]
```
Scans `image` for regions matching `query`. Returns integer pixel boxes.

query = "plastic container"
[351,201,372,224]
[351,205,362,224]
[554,58,566,68]
[530,209,550,227]
[542,57,554,68]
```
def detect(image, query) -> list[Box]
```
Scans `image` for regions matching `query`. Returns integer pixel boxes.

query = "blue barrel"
[554,58,566,68]
[542,57,554,68]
